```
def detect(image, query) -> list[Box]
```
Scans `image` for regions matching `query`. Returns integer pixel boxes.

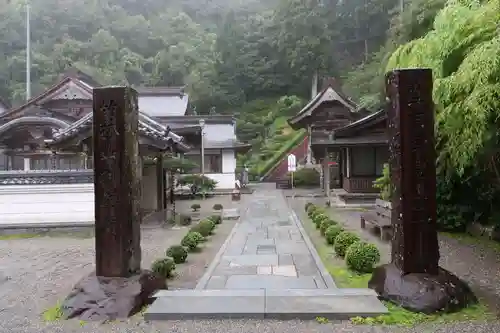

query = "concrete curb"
[284,194,338,289]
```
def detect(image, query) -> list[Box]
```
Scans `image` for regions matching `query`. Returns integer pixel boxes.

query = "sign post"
[287,153,297,188]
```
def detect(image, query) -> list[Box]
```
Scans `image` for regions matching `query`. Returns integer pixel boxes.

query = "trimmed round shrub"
[313,214,328,229]
[320,219,337,236]
[345,242,381,273]
[305,202,314,212]
[213,204,223,211]
[151,257,175,278]
[191,203,201,211]
[310,209,324,221]
[191,220,215,236]
[209,214,222,224]
[181,232,201,251]
[190,231,205,244]
[334,231,361,257]
[325,225,344,245]
[166,245,188,264]
[178,214,192,226]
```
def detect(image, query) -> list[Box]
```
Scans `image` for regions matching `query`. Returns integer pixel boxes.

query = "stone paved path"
[197,184,335,290]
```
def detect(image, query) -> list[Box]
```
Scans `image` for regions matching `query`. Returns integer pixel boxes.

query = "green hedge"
[259,130,306,178]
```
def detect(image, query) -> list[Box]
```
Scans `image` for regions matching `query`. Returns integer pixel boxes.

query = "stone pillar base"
[368,263,477,314]
[61,270,166,321]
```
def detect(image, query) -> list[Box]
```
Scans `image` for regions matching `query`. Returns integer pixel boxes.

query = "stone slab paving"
[145,184,387,320]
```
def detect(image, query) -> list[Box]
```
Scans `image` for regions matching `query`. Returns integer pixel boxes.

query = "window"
[205,154,222,173]
[184,153,222,174]
[30,157,50,170]
[350,147,388,177]
[59,156,83,170]
[0,154,7,171]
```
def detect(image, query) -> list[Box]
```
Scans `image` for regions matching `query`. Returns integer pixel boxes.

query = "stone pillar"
[324,149,331,196]
[387,68,439,274]
[155,153,164,213]
[93,86,142,277]
[346,148,351,177]
[368,68,476,314]
[23,157,30,171]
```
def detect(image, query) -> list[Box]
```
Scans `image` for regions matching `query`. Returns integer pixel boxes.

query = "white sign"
[287,153,297,172]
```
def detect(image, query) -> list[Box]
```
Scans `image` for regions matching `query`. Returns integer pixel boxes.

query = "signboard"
[287,154,297,172]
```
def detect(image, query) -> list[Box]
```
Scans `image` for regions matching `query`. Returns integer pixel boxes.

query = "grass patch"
[0,233,39,240]
[42,303,63,322]
[300,208,494,327]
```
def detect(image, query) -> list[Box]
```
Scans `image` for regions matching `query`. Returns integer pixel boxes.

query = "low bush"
[313,214,329,229]
[213,204,223,211]
[345,242,381,273]
[190,231,205,244]
[191,203,201,212]
[292,168,320,187]
[325,225,344,245]
[191,219,215,236]
[305,202,314,212]
[151,257,175,278]
[209,214,222,224]
[166,245,188,264]
[320,219,337,236]
[334,231,361,257]
[181,232,202,251]
[178,214,192,226]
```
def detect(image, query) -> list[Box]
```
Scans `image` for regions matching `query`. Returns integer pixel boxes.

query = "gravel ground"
[1,191,500,333]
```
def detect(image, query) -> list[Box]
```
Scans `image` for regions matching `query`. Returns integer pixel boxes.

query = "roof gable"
[288,84,361,129]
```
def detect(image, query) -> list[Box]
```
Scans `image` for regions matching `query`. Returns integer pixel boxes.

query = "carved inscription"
[386,69,439,275]
[93,87,141,278]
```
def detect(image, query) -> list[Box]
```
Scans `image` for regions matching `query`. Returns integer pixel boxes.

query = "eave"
[333,109,387,138]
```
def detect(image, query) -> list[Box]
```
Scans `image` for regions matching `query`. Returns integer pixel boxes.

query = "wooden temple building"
[287,78,388,203]
[0,68,249,227]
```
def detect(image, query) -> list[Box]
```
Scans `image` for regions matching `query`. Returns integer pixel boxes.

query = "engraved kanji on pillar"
[386,68,440,275]
[93,86,142,277]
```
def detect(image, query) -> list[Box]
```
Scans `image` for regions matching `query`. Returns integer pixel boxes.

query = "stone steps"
[144,288,387,320]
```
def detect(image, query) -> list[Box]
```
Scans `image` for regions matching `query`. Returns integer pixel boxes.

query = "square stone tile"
[224,254,279,266]
[205,275,228,289]
[256,244,276,255]
[225,275,318,289]
[257,266,272,275]
[278,254,294,265]
[272,265,297,277]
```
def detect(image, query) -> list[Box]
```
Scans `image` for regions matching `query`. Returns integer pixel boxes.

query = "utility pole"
[26,2,31,101]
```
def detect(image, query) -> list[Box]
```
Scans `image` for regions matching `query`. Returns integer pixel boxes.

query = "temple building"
[286,78,388,204]
[0,68,249,190]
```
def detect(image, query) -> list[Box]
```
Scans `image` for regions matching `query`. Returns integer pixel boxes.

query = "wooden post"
[156,153,164,213]
[386,68,439,275]
[93,86,142,277]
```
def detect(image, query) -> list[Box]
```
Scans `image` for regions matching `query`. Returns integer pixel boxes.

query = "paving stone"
[264,289,387,320]
[205,275,228,289]
[223,254,278,266]
[272,265,297,277]
[225,275,318,289]
[257,266,272,275]
[256,244,277,255]
[292,254,321,275]
[145,290,265,320]
[278,254,294,265]
[275,241,309,255]
[213,264,257,276]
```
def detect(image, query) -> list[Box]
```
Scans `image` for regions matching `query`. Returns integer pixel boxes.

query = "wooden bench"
[360,201,392,241]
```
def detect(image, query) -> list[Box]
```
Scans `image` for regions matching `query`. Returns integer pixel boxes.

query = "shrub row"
[191,203,224,212]
[151,214,223,279]
[305,203,381,273]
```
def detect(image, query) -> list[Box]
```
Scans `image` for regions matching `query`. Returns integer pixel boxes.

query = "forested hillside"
[2,0,500,231]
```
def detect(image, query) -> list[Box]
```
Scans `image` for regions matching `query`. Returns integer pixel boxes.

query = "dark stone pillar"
[61,86,165,321]
[368,69,476,314]
[386,68,440,274]
[93,86,142,277]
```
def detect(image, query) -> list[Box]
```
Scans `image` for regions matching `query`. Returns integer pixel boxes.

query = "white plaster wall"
[203,124,235,141]
[0,184,95,226]
[205,150,236,189]
[141,164,157,212]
